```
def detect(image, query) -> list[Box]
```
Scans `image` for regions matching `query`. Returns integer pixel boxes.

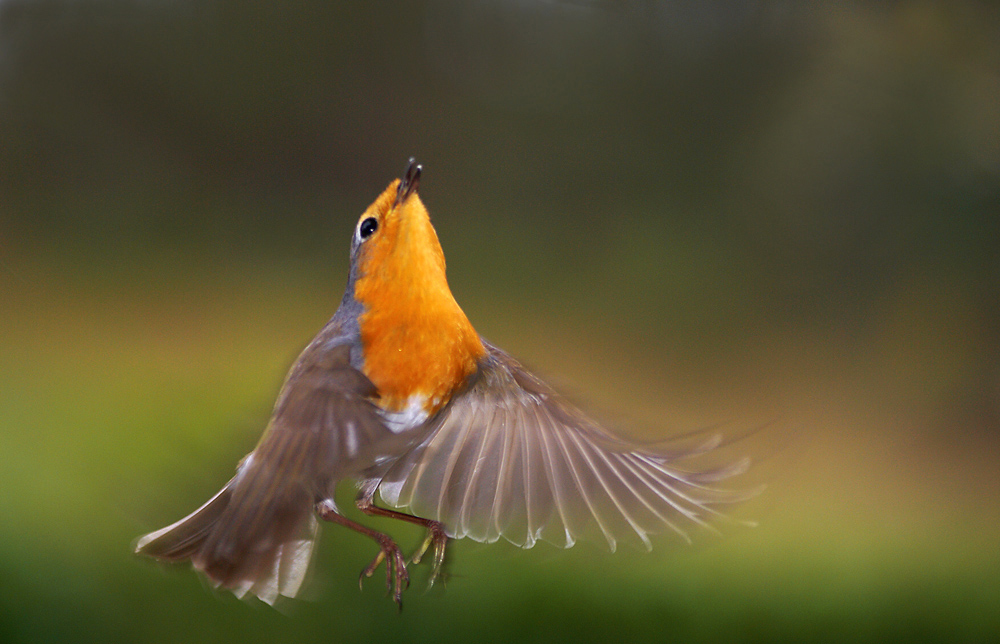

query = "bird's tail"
[134,456,319,605]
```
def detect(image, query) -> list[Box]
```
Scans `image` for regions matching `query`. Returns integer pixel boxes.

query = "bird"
[135,159,756,607]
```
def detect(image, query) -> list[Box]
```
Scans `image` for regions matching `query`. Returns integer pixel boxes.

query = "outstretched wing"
[375,342,756,551]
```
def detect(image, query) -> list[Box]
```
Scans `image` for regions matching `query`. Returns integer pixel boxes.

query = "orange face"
[351,180,485,416]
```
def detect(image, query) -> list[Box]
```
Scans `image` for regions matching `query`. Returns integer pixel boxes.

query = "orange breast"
[352,187,485,416]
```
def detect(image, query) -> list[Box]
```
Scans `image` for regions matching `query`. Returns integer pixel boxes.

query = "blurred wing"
[267,341,397,482]
[137,342,394,604]
[376,343,756,551]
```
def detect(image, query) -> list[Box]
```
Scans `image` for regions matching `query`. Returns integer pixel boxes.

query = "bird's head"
[350,159,447,292]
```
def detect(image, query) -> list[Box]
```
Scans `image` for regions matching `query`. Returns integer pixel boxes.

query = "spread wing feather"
[376,343,755,551]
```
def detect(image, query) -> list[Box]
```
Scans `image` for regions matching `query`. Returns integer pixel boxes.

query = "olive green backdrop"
[1,1,998,642]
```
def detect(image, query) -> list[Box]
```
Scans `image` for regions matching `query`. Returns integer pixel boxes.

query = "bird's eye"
[358,217,378,240]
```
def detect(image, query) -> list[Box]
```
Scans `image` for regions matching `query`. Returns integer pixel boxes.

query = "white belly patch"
[380,394,432,433]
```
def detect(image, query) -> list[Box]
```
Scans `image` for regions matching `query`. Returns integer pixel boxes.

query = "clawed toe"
[359,535,410,607]
[409,521,449,588]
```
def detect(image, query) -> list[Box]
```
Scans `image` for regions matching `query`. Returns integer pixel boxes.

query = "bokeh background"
[2,1,999,642]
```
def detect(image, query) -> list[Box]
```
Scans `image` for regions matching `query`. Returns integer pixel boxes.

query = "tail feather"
[135,482,234,559]
[226,517,318,605]
[135,463,320,605]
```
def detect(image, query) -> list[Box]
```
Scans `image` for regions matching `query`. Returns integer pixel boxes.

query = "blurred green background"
[2,1,999,642]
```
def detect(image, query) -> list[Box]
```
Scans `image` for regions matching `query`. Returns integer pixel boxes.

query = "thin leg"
[315,500,409,607]
[355,487,449,588]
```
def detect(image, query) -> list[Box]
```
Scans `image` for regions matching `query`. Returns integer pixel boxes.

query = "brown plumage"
[135,159,756,606]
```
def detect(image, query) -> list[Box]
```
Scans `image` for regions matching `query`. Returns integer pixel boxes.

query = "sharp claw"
[358,536,410,607]
[407,522,449,589]
[427,537,447,588]
[393,549,409,607]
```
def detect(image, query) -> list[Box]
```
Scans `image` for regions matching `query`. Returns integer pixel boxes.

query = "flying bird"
[135,160,755,606]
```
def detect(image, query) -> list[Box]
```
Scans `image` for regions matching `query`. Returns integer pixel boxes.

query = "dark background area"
[1,2,998,642]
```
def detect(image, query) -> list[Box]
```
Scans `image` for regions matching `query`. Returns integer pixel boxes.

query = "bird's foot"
[359,534,410,608]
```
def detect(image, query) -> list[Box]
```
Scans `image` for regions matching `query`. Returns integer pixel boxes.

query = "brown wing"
[374,343,756,551]
[266,341,396,483]
[137,342,394,604]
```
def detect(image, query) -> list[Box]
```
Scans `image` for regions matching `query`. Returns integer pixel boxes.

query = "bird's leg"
[355,487,449,588]
[315,500,409,607]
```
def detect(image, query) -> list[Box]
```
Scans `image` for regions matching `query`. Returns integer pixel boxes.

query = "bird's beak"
[395,157,422,208]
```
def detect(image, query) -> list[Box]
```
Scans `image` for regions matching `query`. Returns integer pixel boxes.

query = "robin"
[135,159,753,606]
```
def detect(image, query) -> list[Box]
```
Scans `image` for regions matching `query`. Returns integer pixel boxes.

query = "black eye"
[359,217,378,239]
